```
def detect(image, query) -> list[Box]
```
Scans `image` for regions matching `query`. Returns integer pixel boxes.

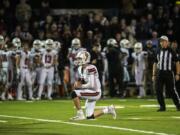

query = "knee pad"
[71,91,77,99]
[86,114,95,119]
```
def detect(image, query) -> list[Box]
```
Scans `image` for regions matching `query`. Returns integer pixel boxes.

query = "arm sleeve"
[42,54,45,65]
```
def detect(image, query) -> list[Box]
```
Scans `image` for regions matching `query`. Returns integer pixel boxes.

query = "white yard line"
[0,120,7,123]
[0,114,174,135]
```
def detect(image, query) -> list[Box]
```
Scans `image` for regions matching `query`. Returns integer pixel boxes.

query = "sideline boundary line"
[0,114,175,135]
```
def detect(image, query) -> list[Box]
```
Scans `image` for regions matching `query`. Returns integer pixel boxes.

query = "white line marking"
[171,116,180,119]
[140,104,175,108]
[146,99,156,101]
[119,99,127,102]
[127,117,142,120]
[0,114,174,135]
[80,105,125,109]
[0,120,7,123]
[25,101,34,103]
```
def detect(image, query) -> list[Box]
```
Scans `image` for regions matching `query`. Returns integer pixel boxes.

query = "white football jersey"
[2,51,8,68]
[42,50,56,67]
[68,47,86,65]
[132,51,147,70]
[7,51,16,69]
[19,51,31,68]
[77,64,101,92]
[121,48,129,66]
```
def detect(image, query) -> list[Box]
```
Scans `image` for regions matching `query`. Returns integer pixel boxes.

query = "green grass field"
[0,99,179,135]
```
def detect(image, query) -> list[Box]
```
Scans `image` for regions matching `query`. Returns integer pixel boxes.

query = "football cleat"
[70,111,85,121]
[108,105,117,119]
[7,94,14,100]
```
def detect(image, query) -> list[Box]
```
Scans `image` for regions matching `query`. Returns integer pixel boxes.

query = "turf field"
[0,99,179,135]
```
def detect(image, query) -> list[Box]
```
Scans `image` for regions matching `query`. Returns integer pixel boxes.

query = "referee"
[152,35,180,111]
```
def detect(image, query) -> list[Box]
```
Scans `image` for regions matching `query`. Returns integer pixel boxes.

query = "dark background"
[8,0,177,9]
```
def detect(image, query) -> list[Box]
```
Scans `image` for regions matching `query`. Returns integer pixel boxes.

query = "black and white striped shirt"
[155,48,178,71]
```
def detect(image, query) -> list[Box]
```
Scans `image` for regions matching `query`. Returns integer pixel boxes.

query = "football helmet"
[0,35,4,49]
[134,42,143,53]
[53,41,61,50]
[120,39,130,48]
[107,38,118,47]
[0,35,4,44]
[75,51,91,66]
[146,40,152,45]
[33,39,42,50]
[71,38,81,49]
[45,39,54,50]
[12,37,21,48]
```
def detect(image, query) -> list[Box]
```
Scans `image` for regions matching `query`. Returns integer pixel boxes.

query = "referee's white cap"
[160,35,169,41]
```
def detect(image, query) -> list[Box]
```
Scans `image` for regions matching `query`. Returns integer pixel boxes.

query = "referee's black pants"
[156,71,180,109]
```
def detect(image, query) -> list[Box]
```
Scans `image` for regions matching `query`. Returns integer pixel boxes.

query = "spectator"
[151,31,159,48]
[40,0,51,20]
[11,25,22,38]
[48,22,59,40]
[0,14,7,35]
[135,16,149,41]
[121,0,135,15]
[109,16,121,37]
[15,0,32,25]
[2,0,14,34]
[165,19,175,41]
[84,30,94,52]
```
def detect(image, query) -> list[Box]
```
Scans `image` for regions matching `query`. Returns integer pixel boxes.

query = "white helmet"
[71,38,81,49]
[12,37,21,48]
[33,39,42,50]
[45,39,54,50]
[120,39,130,48]
[107,38,118,47]
[0,35,4,45]
[75,51,91,66]
[53,41,61,49]
[134,42,143,53]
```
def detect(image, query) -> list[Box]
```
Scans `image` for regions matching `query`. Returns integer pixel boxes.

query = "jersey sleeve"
[81,65,98,89]
[87,66,97,75]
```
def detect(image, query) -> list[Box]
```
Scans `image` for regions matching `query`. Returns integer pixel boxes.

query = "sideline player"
[16,41,33,100]
[68,38,86,90]
[132,42,147,98]
[37,39,56,100]
[70,50,116,120]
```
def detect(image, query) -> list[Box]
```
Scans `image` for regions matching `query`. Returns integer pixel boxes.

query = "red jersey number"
[45,55,52,63]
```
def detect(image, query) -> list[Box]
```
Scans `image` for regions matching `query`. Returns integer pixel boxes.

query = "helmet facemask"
[75,51,90,66]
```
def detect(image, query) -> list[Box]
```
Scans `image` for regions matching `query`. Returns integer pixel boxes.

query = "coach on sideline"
[152,35,180,111]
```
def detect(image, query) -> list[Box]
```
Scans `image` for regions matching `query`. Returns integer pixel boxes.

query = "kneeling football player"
[70,50,116,120]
